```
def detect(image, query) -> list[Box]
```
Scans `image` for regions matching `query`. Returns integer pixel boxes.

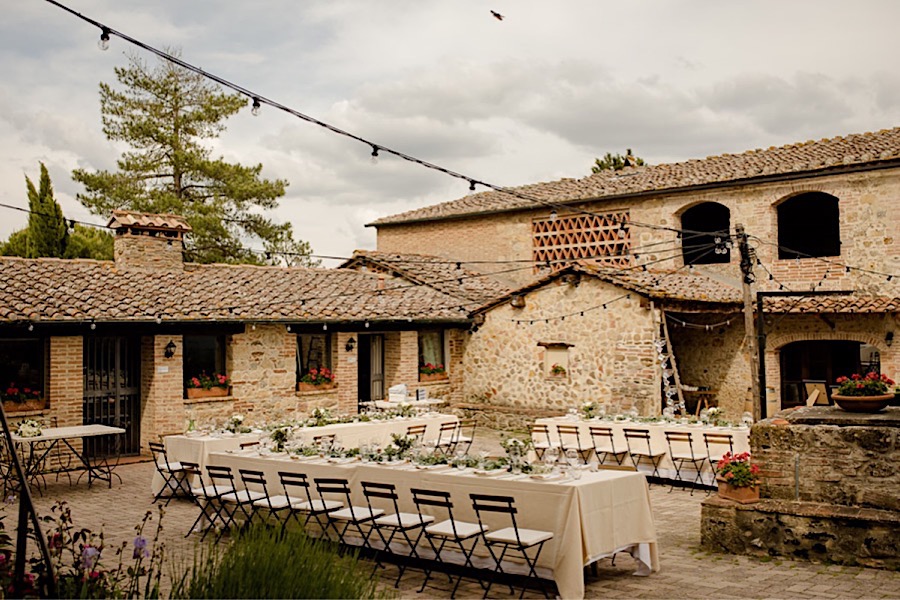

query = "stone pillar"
[49,336,83,426]
[140,335,184,448]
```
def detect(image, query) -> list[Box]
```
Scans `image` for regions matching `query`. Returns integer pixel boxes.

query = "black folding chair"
[703,432,735,487]
[149,441,192,505]
[663,431,708,494]
[410,487,485,598]
[622,428,666,482]
[187,465,236,541]
[470,493,554,599]
[556,424,592,464]
[429,421,459,456]
[405,424,428,444]
[314,477,382,550]
[529,424,554,461]
[361,481,434,587]
[453,419,476,455]
[239,469,281,527]
[278,471,343,534]
[589,426,629,466]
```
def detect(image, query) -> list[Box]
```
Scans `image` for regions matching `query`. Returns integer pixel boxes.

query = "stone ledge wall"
[752,407,900,511]
[701,496,900,569]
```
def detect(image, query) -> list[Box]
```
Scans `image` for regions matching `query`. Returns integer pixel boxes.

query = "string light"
[370,145,379,164]
[98,27,110,51]
[251,97,261,116]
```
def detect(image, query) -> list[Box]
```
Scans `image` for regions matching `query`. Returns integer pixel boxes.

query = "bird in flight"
[490,10,504,21]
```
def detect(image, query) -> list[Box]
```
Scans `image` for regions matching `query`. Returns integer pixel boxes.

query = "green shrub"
[169,524,388,599]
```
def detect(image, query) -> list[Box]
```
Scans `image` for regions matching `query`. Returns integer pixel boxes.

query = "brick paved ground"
[8,429,899,599]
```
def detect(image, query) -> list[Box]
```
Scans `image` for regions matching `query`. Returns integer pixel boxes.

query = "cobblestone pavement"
[10,429,899,599]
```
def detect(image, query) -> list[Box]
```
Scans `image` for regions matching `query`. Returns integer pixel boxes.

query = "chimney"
[107,210,192,271]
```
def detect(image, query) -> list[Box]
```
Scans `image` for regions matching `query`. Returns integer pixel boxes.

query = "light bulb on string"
[98,28,110,51]
[251,98,261,116]
[549,209,558,221]
[468,180,476,194]
[370,145,379,164]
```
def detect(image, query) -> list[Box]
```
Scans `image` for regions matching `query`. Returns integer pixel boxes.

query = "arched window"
[681,202,731,265]
[777,192,840,259]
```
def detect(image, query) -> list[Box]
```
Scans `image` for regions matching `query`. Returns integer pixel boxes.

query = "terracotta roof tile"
[764,295,900,313]
[0,257,469,324]
[339,250,511,305]
[372,128,900,225]
[108,210,192,232]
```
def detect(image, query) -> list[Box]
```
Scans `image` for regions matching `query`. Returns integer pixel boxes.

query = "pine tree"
[73,50,317,266]
[591,149,646,173]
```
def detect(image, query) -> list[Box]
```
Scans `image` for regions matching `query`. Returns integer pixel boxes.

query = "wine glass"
[455,448,467,470]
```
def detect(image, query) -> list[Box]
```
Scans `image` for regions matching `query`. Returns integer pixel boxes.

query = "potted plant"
[715,451,760,504]
[185,372,231,399]
[297,367,335,392]
[2,383,46,412]
[550,363,567,377]
[419,363,448,383]
[832,372,895,413]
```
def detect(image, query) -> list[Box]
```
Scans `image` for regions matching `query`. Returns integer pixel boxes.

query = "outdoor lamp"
[345,337,356,352]
[164,340,177,358]
[887,332,894,347]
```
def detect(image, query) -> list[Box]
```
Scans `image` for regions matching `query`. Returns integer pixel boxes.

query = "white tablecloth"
[207,452,658,599]
[153,414,458,494]
[535,417,750,482]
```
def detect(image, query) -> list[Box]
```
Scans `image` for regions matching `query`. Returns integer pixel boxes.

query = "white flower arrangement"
[500,436,533,458]
[706,407,721,418]
[17,419,43,438]
[226,413,245,433]
[581,401,599,419]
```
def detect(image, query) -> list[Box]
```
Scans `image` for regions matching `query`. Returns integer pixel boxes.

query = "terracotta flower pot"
[716,477,760,504]
[186,387,229,399]
[831,394,893,413]
[419,372,449,383]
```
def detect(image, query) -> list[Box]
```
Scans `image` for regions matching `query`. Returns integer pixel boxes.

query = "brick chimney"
[107,210,192,271]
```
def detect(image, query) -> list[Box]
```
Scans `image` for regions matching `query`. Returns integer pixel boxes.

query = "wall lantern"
[886,331,894,347]
[164,340,177,359]
[510,294,526,309]
[345,337,356,352]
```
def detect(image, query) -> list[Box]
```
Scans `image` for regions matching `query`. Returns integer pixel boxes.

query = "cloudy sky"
[2,1,899,265]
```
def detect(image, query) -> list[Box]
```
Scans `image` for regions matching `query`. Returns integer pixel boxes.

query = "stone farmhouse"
[369,128,900,423]
[0,211,506,455]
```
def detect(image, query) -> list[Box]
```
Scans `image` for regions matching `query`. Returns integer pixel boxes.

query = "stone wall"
[701,407,900,569]
[461,278,660,422]
[376,168,900,297]
[752,407,900,510]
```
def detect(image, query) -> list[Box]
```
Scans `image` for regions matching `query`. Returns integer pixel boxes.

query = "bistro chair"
[555,424,592,464]
[663,431,708,494]
[314,477,383,550]
[470,493,555,599]
[529,424,554,461]
[703,432,735,486]
[148,441,192,505]
[405,424,428,444]
[239,469,284,527]
[622,428,666,482]
[278,471,343,535]
[187,465,237,541]
[361,481,434,586]
[452,419,477,455]
[588,426,629,467]
[214,466,266,537]
[428,420,460,456]
[410,487,486,598]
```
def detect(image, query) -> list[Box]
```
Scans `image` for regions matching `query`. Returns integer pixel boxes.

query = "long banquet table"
[207,450,659,599]
[153,414,458,494]
[535,416,750,482]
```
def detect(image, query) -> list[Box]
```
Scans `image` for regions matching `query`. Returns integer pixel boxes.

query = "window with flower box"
[296,334,332,384]
[183,335,227,390]
[418,330,447,380]
[0,338,47,407]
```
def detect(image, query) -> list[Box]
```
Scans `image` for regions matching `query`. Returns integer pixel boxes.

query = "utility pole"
[736,224,761,422]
